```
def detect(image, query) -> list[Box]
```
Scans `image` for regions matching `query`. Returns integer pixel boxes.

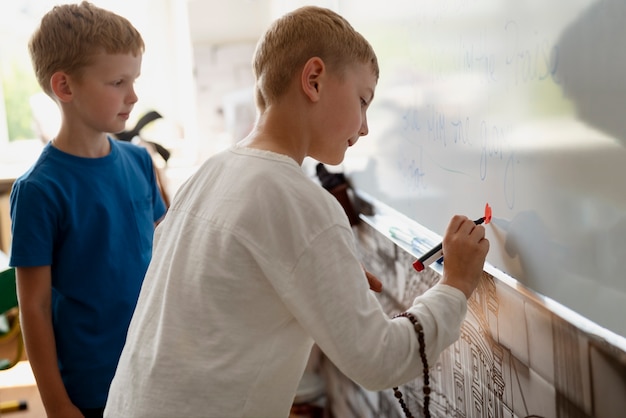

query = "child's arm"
[16,266,84,418]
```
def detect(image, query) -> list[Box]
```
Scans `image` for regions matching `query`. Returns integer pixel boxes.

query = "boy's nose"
[128,88,138,104]
[359,119,369,137]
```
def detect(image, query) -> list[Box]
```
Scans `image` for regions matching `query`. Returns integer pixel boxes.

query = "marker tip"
[484,203,492,224]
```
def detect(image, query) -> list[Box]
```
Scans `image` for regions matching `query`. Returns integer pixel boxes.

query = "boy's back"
[106,146,361,416]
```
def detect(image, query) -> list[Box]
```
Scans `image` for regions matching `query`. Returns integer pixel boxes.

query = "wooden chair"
[0,267,28,413]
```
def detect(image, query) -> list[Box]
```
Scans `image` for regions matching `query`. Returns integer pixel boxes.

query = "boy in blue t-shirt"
[9,2,166,417]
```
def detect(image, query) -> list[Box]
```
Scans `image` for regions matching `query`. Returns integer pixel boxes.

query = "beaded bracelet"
[392,311,431,418]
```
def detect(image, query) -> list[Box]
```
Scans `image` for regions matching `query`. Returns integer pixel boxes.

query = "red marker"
[412,203,492,272]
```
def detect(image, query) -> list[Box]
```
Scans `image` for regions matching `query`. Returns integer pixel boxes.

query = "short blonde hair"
[29,1,145,97]
[252,6,379,112]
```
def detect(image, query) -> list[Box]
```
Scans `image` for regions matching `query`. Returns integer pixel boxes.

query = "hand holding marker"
[412,203,492,272]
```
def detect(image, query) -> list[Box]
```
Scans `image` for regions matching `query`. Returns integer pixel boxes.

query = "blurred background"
[0,0,343,192]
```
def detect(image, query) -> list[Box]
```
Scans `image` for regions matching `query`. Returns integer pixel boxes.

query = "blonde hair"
[252,6,379,112]
[29,1,145,97]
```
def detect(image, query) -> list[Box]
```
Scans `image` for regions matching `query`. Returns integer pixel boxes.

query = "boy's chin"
[316,153,346,167]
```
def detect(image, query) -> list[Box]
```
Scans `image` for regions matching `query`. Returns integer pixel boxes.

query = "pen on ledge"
[412,203,492,272]
[388,227,431,254]
[0,400,28,413]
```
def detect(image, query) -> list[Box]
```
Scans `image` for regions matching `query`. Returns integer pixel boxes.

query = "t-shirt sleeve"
[9,179,56,267]
[142,148,167,222]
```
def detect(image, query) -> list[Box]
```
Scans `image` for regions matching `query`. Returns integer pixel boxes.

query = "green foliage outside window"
[2,60,39,142]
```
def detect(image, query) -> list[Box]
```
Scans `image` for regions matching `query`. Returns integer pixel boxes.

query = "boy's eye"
[361,98,368,107]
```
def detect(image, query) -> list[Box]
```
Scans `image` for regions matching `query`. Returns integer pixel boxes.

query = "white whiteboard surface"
[340,0,626,337]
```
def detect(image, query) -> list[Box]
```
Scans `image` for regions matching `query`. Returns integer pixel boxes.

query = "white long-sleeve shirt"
[104,146,467,418]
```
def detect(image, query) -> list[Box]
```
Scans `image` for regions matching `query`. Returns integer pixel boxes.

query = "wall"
[192,42,257,157]
[319,198,626,418]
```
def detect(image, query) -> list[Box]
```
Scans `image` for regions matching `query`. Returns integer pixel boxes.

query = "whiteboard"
[339,0,626,337]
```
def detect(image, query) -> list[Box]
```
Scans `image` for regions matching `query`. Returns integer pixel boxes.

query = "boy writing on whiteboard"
[105,6,489,417]
[9,3,166,417]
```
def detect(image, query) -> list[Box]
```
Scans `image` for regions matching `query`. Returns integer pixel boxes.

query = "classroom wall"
[192,42,257,155]
[318,200,626,418]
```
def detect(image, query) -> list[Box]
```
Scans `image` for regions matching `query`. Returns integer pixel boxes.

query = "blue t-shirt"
[9,138,166,408]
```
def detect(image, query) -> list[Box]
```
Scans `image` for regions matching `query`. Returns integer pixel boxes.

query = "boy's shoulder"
[111,138,153,164]
[113,137,148,154]
[12,143,56,184]
[111,141,163,199]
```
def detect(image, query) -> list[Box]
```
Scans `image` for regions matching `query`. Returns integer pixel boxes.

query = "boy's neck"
[51,130,111,158]
[239,102,310,165]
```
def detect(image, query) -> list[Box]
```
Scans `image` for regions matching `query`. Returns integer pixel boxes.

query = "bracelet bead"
[392,311,431,418]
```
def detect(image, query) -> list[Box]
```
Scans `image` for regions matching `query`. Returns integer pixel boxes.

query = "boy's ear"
[301,57,325,102]
[50,72,73,103]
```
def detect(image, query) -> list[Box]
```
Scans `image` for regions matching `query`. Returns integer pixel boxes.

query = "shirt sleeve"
[9,179,56,267]
[405,283,468,363]
[138,146,167,222]
[280,224,469,391]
